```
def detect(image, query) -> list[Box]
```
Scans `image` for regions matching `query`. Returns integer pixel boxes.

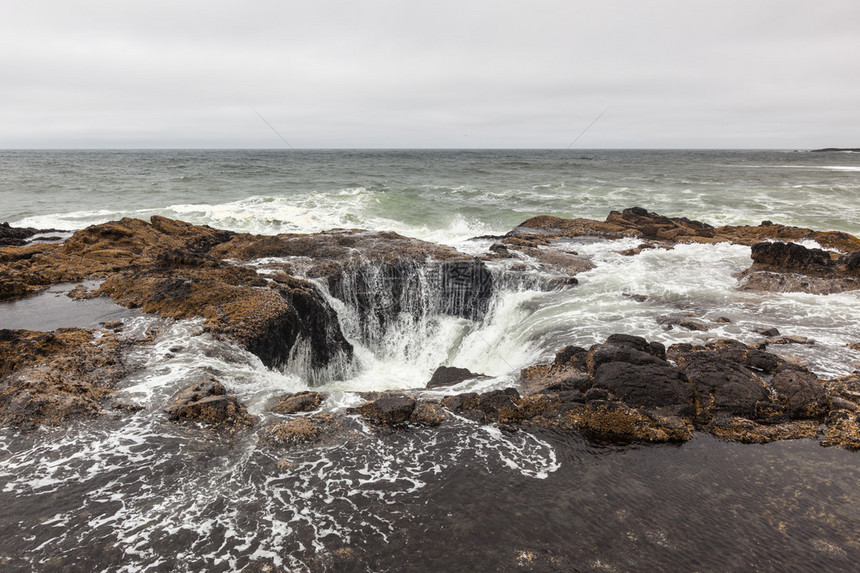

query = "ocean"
[1,149,859,571]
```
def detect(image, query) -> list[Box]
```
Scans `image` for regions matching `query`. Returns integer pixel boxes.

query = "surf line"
[565,108,608,149]
[252,107,296,150]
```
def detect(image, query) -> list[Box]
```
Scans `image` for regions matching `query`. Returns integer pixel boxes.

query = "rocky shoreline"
[1,208,859,450]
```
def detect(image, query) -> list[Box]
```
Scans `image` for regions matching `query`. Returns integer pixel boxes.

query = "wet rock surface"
[516,334,859,449]
[270,391,325,414]
[501,207,860,294]
[166,379,256,430]
[0,222,65,247]
[506,207,860,251]
[0,328,127,428]
[738,241,860,294]
[2,212,860,452]
[426,366,486,389]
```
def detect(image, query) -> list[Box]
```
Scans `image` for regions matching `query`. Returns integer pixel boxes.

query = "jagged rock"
[591,361,694,410]
[270,391,325,414]
[166,379,255,429]
[507,208,860,252]
[656,314,710,332]
[410,402,447,426]
[440,392,480,413]
[586,343,669,375]
[667,345,770,418]
[261,413,340,448]
[355,393,416,426]
[670,339,785,375]
[750,241,835,270]
[754,327,781,337]
[520,345,590,395]
[0,328,126,428]
[738,241,860,294]
[762,335,815,346]
[704,413,820,444]
[770,369,828,419]
[427,366,484,389]
[0,217,355,372]
[0,222,64,247]
[561,402,692,443]
[476,388,523,423]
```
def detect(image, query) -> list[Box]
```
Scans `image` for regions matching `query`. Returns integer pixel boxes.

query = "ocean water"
[1,149,860,571]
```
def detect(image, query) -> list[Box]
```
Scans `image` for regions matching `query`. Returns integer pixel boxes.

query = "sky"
[2,0,858,149]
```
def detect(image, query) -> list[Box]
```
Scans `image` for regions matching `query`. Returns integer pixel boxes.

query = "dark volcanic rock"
[770,369,828,419]
[355,393,416,426]
[166,379,255,429]
[409,402,448,426]
[0,222,64,247]
[427,366,485,389]
[738,241,860,294]
[667,348,769,418]
[587,344,669,375]
[477,388,523,423]
[506,208,860,252]
[750,241,833,270]
[591,361,694,410]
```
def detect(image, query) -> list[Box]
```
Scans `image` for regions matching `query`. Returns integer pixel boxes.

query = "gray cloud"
[2,0,858,148]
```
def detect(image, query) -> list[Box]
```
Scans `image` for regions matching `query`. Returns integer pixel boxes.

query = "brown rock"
[355,393,416,426]
[166,379,255,429]
[262,413,339,448]
[270,391,325,414]
[0,328,126,428]
[561,402,692,443]
[410,402,447,426]
[704,413,820,444]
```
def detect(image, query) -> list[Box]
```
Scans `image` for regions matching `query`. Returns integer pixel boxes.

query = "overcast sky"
[2,0,858,149]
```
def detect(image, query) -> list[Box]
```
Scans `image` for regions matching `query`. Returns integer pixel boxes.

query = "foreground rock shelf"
[1,208,859,450]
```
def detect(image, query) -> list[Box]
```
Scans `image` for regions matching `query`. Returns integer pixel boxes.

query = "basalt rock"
[166,379,255,430]
[513,334,860,447]
[0,216,355,373]
[270,391,325,414]
[410,402,448,426]
[261,413,344,448]
[211,229,495,324]
[505,207,860,252]
[354,393,417,426]
[737,241,860,294]
[0,328,127,428]
[591,361,694,411]
[427,366,486,389]
[520,345,589,394]
[0,222,65,247]
[770,369,828,419]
